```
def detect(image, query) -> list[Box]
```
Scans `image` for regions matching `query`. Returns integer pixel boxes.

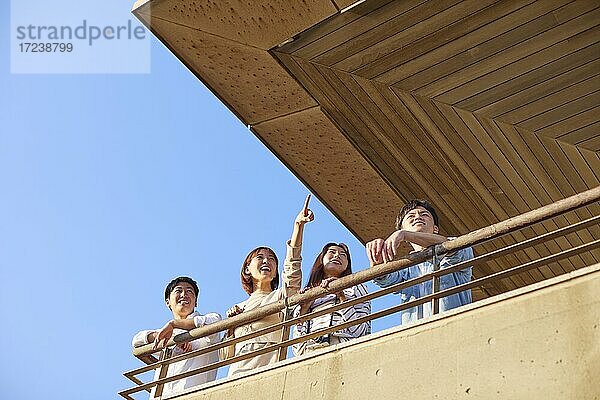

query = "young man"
[132,277,221,397]
[366,200,473,326]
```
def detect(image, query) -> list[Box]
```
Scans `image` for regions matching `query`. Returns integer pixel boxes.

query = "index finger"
[302,194,311,216]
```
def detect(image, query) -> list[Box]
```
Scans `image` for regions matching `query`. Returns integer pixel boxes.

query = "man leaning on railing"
[132,276,221,398]
[366,200,473,325]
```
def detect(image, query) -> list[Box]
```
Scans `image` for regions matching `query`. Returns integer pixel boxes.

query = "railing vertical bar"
[154,347,171,398]
[431,246,441,315]
[278,299,292,361]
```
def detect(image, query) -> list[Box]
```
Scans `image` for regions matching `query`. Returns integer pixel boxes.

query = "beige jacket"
[226,241,302,376]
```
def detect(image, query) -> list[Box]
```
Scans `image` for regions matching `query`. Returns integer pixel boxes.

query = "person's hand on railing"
[321,276,347,303]
[382,230,407,263]
[366,238,385,265]
[369,230,448,264]
[152,320,175,350]
[226,304,244,318]
[225,305,245,338]
[176,341,192,353]
[297,287,315,316]
[368,231,408,264]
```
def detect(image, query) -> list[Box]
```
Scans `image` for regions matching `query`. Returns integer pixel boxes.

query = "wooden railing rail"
[120,186,599,399]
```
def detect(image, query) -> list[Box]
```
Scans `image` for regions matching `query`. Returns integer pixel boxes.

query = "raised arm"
[283,194,314,297]
[290,194,314,248]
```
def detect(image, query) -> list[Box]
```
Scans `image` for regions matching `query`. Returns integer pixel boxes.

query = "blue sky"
[0,1,400,399]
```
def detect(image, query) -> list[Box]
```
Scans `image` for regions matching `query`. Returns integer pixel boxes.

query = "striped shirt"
[292,283,371,356]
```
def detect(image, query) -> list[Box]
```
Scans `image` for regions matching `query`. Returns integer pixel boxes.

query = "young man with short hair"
[366,200,473,325]
[132,276,221,397]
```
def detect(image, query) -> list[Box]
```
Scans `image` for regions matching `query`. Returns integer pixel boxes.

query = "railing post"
[278,298,293,361]
[431,246,441,315]
[154,347,172,398]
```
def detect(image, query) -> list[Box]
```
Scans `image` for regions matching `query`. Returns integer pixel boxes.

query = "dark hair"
[305,242,352,289]
[240,247,280,295]
[395,199,439,229]
[164,276,199,300]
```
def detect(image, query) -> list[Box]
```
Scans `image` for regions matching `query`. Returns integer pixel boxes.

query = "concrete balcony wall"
[175,265,600,400]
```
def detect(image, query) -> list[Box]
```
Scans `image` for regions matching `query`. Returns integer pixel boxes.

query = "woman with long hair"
[225,195,314,376]
[292,242,371,355]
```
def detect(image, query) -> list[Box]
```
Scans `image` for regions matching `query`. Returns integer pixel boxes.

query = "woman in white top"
[292,243,371,355]
[225,195,314,376]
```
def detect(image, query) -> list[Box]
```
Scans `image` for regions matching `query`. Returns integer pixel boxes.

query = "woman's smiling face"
[247,248,278,285]
[322,245,349,278]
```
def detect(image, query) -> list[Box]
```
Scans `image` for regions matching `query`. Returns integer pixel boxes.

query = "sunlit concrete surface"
[169,264,600,400]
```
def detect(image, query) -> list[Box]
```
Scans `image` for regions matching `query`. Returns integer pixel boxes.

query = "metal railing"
[120,186,600,399]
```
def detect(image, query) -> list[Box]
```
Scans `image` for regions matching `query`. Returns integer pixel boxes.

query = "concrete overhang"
[132,0,600,298]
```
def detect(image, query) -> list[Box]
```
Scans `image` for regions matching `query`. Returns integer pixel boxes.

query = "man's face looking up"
[400,206,439,234]
[166,282,197,317]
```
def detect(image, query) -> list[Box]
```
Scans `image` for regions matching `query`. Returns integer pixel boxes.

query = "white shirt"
[132,311,221,398]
